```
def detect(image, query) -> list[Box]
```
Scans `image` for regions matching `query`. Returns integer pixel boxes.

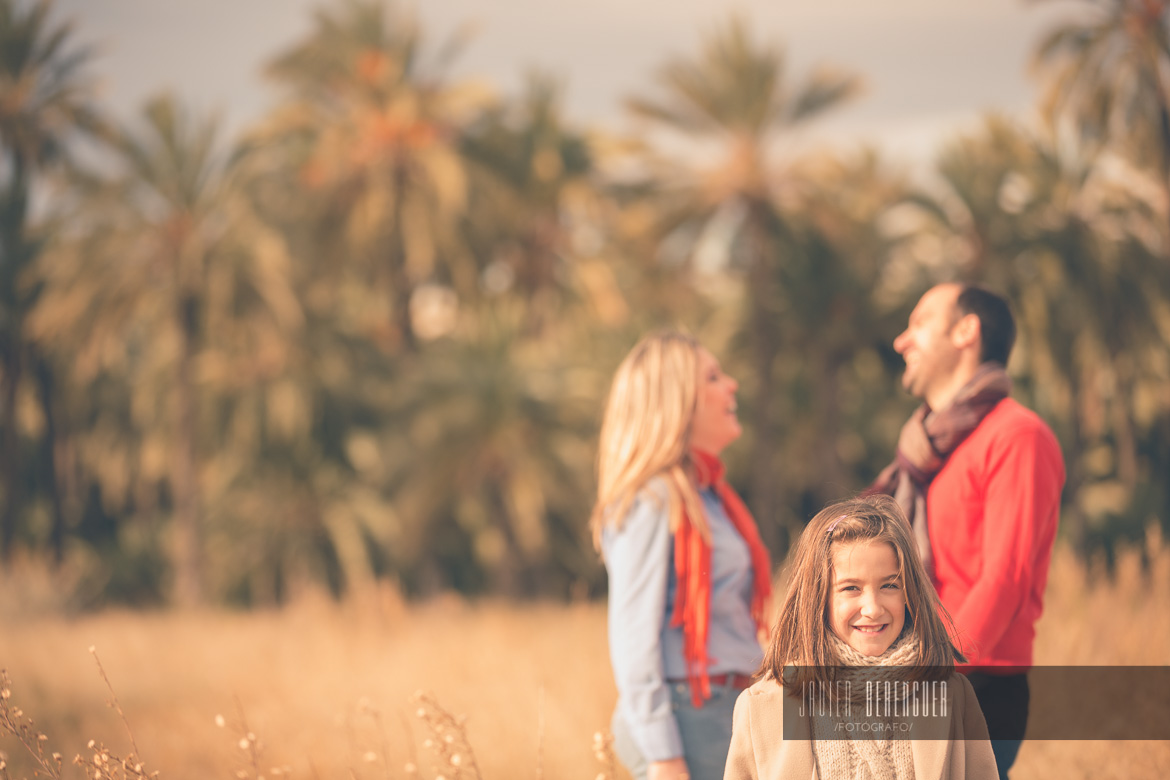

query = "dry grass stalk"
[355,698,395,780]
[222,696,272,780]
[81,647,156,780]
[2,663,600,780]
[535,687,545,780]
[590,731,617,780]
[0,669,65,779]
[411,692,482,780]
[1,537,1167,778]
[72,739,156,780]
[1,665,159,780]
[88,648,145,765]
[398,709,419,779]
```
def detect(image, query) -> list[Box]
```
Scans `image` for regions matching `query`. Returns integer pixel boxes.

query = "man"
[867,283,1065,780]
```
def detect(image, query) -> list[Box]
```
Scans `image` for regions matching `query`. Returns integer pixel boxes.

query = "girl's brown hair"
[761,494,964,691]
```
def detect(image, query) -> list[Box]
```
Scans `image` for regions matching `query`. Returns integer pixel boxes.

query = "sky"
[55,0,1075,166]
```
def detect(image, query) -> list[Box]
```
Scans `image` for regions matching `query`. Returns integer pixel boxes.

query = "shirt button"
[676,684,687,694]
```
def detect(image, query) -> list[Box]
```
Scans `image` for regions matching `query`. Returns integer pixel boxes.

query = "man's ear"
[951,312,981,351]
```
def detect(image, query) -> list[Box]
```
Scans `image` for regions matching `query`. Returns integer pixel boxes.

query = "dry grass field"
[2,531,1168,780]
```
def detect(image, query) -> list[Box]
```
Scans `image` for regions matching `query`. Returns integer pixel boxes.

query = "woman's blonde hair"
[590,330,708,547]
[762,494,964,691]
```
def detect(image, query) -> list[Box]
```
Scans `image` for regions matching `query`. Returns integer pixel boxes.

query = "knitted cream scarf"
[809,631,920,780]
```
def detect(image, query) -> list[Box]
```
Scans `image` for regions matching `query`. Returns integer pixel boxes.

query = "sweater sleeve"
[724,689,760,780]
[603,484,683,762]
[952,423,1064,659]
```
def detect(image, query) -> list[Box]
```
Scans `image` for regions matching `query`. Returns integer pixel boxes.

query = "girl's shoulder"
[741,674,785,702]
[946,670,979,700]
[733,676,797,741]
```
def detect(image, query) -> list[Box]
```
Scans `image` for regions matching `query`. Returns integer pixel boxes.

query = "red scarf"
[671,450,773,706]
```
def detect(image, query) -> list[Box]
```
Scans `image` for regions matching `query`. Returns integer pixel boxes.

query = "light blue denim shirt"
[602,478,763,762]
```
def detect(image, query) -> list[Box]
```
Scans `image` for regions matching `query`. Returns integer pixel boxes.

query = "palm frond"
[784,68,864,125]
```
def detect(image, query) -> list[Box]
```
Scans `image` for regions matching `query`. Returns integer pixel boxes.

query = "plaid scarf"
[671,450,773,707]
[864,363,1011,575]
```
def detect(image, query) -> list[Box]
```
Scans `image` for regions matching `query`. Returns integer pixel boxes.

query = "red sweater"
[926,398,1065,667]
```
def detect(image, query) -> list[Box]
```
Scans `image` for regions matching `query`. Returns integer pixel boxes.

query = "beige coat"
[724,672,998,780]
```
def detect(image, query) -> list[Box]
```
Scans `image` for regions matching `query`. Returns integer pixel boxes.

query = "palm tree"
[0,0,103,562]
[383,304,600,596]
[759,150,916,520]
[30,94,303,605]
[1034,0,1170,229]
[460,72,594,335]
[238,72,611,600]
[223,1,488,600]
[915,114,1170,553]
[263,0,489,351]
[624,16,862,552]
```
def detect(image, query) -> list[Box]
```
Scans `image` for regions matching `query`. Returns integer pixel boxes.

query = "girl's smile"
[828,540,906,657]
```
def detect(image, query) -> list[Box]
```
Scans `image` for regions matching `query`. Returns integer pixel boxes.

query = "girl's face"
[828,540,906,657]
[689,348,741,455]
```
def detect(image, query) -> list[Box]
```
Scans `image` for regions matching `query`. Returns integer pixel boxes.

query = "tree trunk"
[389,167,417,352]
[32,352,67,565]
[1151,42,1170,250]
[487,474,528,598]
[0,155,29,563]
[171,293,204,606]
[745,201,787,557]
[1157,99,1170,246]
[0,341,22,561]
[390,258,417,353]
[815,350,849,509]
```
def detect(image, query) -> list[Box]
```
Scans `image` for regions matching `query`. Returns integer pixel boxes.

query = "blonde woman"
[592,331,773,780]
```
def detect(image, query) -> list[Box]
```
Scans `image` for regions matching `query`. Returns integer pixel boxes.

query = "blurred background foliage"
[1,0,1168,608]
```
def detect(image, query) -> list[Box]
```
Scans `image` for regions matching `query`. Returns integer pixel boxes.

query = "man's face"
[893,284,962,402]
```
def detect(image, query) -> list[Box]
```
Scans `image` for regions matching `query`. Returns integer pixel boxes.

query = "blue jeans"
[612,678,742,780]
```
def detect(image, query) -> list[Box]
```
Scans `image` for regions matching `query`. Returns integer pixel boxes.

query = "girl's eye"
[882,582,901,590]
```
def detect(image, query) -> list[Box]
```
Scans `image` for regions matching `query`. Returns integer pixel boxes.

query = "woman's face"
[828,540,906,657]
[689,348,741,455]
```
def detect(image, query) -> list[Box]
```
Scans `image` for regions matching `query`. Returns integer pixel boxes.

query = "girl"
[592,331,773,780]
[725,495,997,780]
